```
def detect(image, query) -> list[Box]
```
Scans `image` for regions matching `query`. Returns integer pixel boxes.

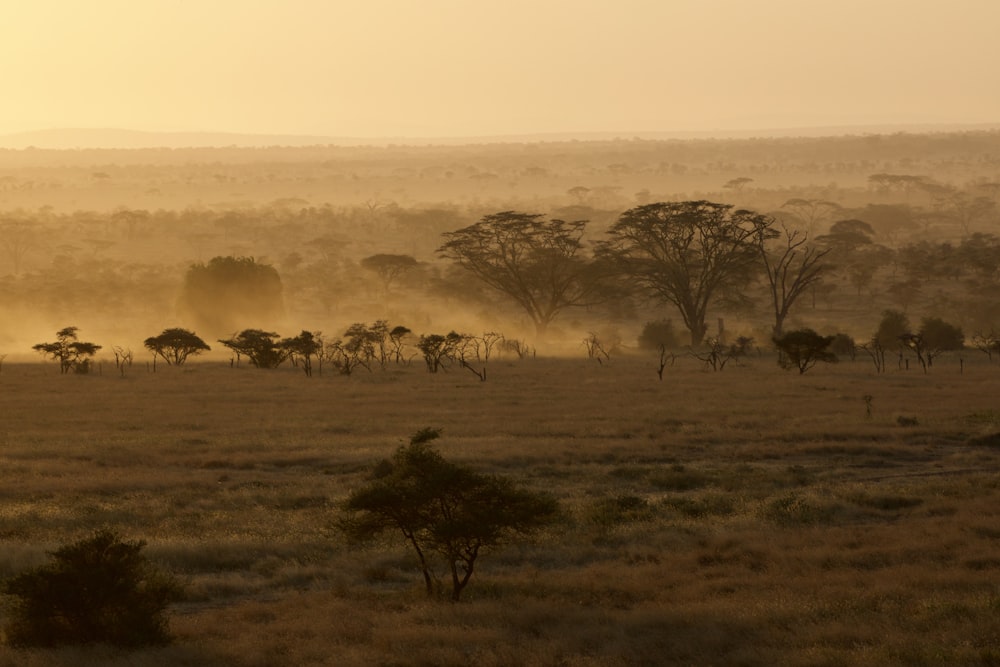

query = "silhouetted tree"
[817,219,875,253]
[875,310,910,352]
[280,330,322,376]
[218,329,288,368]
[32,327,101,374]
[755,224,830,337]
[917,317,964,367]
[417,332,463,373]
[338,429,559,601]
[439,212,601,337]
[143,328,210,366]
[360,254,418,296]
[773,329,838,374]
[179,256,284,335]
[601,201,774,345]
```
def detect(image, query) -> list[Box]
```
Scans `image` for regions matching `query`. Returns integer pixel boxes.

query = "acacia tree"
[773,328,838,374]
[143,328,210,366]
[601,201,774,345]
[360,254,418,296]
[32,327,102,374]
[755,225,831,337]
[280,330,322,376]
[439,212,600,337]
[218,329,288,368]
[339,429,559,601]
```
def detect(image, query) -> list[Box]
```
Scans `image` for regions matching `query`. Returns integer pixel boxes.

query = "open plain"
[1,352,999,666]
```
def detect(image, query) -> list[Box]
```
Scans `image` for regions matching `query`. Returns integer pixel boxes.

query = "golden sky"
[1,0,998,138]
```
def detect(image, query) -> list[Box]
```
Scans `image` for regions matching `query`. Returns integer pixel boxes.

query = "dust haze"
[1,131,999,363]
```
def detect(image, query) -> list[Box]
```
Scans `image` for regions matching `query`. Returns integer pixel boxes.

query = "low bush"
[3,529,182,647]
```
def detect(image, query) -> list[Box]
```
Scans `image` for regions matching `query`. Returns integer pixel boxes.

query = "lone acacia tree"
[339,428,559,601]
[439,211,600,337]
[601,201,774,345]
[32,327,102,374]
[143,328,211,366]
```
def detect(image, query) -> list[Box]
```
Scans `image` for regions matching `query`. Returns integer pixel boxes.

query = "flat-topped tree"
[218,329,288,368]
[601,201,775,346]
[143,328,210,366]
[32,327,101,374]
[439,211,601,337]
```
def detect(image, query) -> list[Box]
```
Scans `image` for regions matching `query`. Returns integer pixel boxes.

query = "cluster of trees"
[438,201,832,346]
[435,201,992,379]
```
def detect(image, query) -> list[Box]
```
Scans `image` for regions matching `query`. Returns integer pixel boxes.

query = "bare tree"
[755,224,831,337]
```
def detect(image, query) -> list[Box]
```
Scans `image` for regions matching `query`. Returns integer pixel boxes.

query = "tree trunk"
[689,322,708,347]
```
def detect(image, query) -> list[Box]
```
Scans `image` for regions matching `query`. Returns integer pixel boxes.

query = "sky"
[1,0,998,139]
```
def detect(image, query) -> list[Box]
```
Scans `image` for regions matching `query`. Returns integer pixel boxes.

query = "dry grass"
[1,354,1000,665]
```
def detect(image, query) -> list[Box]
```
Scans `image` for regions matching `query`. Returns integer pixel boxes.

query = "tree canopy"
[143,328,210,366]
[773,328,838,374]
[218,329,289,368]
[179,256,284,336]
[439,211,600,337]
[601,201,774,345]
[32,327,101,374]
[339,428,559,601]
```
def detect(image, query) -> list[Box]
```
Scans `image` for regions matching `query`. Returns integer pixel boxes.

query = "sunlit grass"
[1,355,1000,664]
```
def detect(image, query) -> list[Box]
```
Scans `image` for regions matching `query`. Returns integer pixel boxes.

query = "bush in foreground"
[3,529,182,647]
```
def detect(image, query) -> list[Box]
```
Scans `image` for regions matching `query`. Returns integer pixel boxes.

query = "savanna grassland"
[2,130,1000,665]
[1,352,1000,666]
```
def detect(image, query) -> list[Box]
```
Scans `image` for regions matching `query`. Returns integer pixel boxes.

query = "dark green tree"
[3,529,181,647]
[601,201,774,345]
[339,429,559,601]
[773,328,838,374]
[439,212,601,337]
[143,327,211,366]
[32,326,101,374]
[179,256,284,336]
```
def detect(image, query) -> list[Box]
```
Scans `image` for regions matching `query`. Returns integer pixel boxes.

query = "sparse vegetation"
[4,130,1000,663]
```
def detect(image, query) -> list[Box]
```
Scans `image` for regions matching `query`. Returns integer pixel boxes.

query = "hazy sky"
[2,0,998,138]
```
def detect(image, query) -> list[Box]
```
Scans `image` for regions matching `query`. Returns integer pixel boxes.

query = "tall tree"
[601,201,774,345]
[438,212,600,337]
[755,225,830,337]
[179,256,284,336]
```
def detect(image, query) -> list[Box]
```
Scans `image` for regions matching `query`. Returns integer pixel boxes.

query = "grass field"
[1,352,999,666]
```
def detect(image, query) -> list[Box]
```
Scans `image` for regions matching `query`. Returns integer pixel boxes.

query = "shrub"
[637,320,680,351]
[3,529,182,647]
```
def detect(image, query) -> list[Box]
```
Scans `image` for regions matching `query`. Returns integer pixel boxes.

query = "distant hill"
[1,124,999,150]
